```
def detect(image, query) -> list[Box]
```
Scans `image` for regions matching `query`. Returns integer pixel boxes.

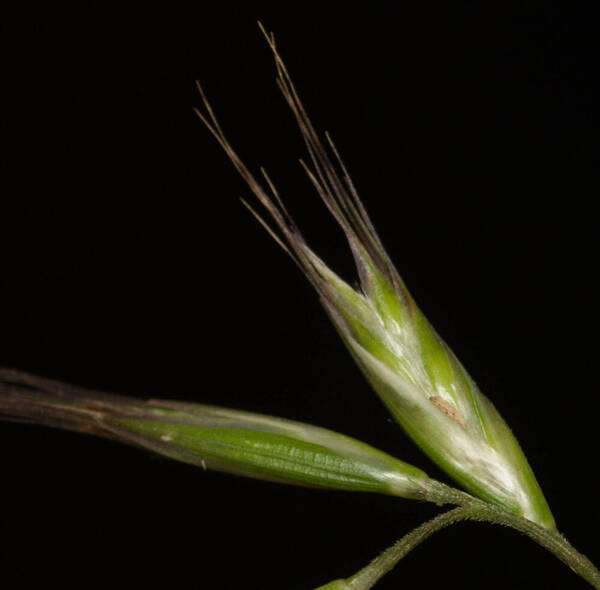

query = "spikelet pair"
[0,24,555,534]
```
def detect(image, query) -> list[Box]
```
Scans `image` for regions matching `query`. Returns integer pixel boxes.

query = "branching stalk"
[321,500,600,589]
[1,25,597,590]
[464,502,600,589]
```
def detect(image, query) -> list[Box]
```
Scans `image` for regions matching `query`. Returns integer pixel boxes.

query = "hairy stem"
[345,507,469,589]
[335,500,599,589]
[467,502,600,589]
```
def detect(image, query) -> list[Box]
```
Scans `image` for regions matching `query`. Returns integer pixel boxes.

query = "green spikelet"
[194,24,555,530]
[0,369,436,500]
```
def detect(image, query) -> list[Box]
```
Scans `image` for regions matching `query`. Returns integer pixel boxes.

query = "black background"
[1,4,598,589]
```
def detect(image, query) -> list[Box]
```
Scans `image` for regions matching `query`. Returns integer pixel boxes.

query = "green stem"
[325,492,599,590]
[345,506,469,589]
[466,501,600,589]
